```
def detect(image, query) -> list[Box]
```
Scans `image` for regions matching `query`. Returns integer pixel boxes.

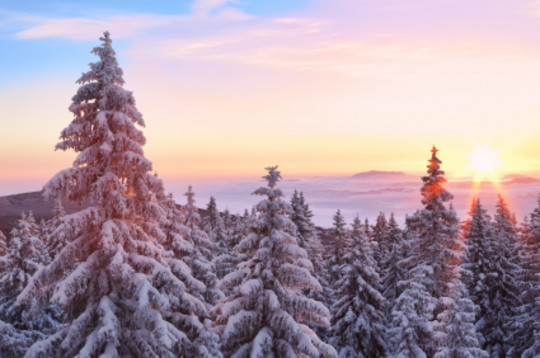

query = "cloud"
[13,14,177,40]
[191,0,241,17]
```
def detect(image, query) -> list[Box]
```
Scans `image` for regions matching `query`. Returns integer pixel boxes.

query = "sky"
[2,0,540,221]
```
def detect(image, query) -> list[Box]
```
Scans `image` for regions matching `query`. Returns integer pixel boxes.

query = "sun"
[467,145,501,181]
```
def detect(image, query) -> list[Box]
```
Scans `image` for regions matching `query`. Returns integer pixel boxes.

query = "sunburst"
[467,145,501,182]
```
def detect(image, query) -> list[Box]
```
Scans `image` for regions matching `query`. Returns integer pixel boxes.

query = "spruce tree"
[330,215,387,357]
[328,209,348,285]
[204,197,239,281]
[204,196,221,233]
[462,197,520,358]
[290,190,316,248]
[530,194,540,246]
[289,191,326,286]
[484,195,521,357]
[18,32,220,357]
[389,263,436,358]
[204,196,229,258]
[390,146,460,357]
[0,230,7,257]
[510,199,540,357]
[371,212,388,271]
[212,166,336,357]
[434,278,487,358]
[380,213,407,314]
[182,186,222,306]
[291,191,332,341]
[0,320,44,358]
[0,213,48,321]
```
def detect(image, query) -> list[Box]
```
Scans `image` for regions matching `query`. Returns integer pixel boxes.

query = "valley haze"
[2,170,539,228]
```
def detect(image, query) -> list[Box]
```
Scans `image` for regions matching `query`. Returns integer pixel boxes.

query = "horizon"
[2,168,539,228]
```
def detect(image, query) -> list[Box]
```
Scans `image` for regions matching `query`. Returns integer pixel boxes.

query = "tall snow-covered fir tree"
[379,213,408,315]
[182,186,222,306]
[0,212,45,304]
[434,276,487,358]
[159,192,211,306]
[0,212,48,321]
[17,32,220,357]
[290,190,315,248]
[482,195,521,357]
[212,166,336,358]
[509,197,540,358]
[0,212,57,356]
[291,190,332,342]
[328,209,349,285]
[0,230,7,257]
[409,146,461,297]
[289,190,328,292]
[370,211,388,271]
[390,146,461,357]
[204,196,239,281]
[204,196,228,257]
[462,197,520,358]
[329,214,387,358]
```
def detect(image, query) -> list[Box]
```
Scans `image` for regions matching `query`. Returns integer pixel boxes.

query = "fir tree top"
[46,31,162,222]
[421,145,453,212]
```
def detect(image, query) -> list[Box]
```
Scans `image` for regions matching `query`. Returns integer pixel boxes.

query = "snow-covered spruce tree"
[212,166,336,357]
[371,211,388,271]
[18,32,220,357]
[289,191,328,290]
[204,196,239,281]
[328,209,349,285]
[0,212,57,357]
[390,146,461,357]
[462,197,520,358]
[160,193,189,254]
[290,190,314,248]
[388,263,437,358]
[530,194,540,246]
[0,212,44,297]
[434,276,487,358]
[0,319,45,358]
[204,196,229,258]
[0,212,48,322]
[363,218,372,239]
[0,230,7,256]
[182,186,222,306]
[329,214,387,358]
[159,193,211,302]
[409,146,461,297]
[379,213,407,314]
[204,196,223,237]
[291,191,333,342]
[509,201,540,358]
[483,195,521,357]
[350,215,371,258]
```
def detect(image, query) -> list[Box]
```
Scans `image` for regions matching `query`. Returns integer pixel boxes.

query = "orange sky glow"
[2,0,540,192]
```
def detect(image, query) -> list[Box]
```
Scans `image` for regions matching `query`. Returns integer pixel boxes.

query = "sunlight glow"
[467,145,501,182]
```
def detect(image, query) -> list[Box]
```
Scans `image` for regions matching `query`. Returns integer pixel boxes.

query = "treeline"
[0,32,538,357]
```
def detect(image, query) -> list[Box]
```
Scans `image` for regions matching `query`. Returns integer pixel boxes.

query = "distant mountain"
[0,191,90,236]
[351,170,408,179]
[0,191,212,237]
[502,174,539,184]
